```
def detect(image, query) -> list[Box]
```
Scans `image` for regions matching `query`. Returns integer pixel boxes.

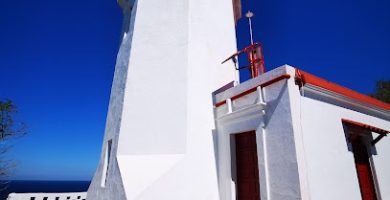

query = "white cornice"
[302,84,390,121]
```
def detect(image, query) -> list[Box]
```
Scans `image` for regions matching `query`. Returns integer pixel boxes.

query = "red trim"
[296,69,390,111]
[214,74,290,107]
[342,119,389,134]
[215,100,228,108]
[231,88,258,102]
[261,74,291,88]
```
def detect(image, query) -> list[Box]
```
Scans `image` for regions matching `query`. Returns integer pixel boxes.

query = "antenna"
[222,10,266,79]
[246,10,254,45]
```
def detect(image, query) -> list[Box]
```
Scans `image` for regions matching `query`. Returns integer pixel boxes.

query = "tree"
[0,99,27,191]
[369,80,390,103]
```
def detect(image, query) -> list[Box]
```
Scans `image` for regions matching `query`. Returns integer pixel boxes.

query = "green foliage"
[369,80,390,103]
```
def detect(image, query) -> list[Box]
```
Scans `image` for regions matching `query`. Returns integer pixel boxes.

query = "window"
[101,139,113,187]
[343,120,384,200]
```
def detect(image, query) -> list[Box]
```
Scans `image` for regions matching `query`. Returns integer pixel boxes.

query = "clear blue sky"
[0,0,389,181]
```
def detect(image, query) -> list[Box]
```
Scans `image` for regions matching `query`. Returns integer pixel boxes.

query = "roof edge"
[295,69,390,112]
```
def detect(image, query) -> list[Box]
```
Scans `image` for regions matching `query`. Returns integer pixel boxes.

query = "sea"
[0,180,90,200]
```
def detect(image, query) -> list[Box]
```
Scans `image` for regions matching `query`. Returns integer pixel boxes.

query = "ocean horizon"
[0,180,90,200]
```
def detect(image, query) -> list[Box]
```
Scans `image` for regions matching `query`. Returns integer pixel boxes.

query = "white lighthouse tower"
[86,0,390,200]
[87,0,238,199]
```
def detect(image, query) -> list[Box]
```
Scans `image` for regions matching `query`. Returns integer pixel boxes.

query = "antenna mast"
[222,10,266,79]
[246,11,254,45]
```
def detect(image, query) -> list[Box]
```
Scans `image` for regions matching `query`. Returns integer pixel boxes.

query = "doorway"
[234,131,260,200]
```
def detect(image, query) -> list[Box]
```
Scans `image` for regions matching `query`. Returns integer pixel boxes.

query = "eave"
[296,69,390,121]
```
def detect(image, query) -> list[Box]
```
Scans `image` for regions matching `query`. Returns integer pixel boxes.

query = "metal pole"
[246,11,254,45]
[249,17,254,45]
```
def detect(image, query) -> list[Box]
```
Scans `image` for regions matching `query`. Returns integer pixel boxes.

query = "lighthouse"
[87,0,238,199]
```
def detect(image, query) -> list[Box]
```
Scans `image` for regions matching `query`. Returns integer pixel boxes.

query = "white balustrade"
[7,192,87,200]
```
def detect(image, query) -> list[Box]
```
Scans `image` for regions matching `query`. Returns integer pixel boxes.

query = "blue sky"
[0,0,122,180]
[0,0,389,181]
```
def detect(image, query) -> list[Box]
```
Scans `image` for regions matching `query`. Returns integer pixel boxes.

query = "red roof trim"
[296,69,390,111]
[215,74,291,107]
[342,119,389,134]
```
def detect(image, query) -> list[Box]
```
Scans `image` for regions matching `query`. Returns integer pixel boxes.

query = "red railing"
[222,42,265,78]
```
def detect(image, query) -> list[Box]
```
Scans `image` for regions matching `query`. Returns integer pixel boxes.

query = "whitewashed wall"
[293,93,390,199]
[287,67,390,200]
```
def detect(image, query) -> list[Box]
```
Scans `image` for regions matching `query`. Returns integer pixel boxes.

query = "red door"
[352,137,377,200]
[235,131,260,200]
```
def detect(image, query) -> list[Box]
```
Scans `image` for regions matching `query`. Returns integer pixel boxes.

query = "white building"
[212,65,390,200]
[85,0,390,200]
